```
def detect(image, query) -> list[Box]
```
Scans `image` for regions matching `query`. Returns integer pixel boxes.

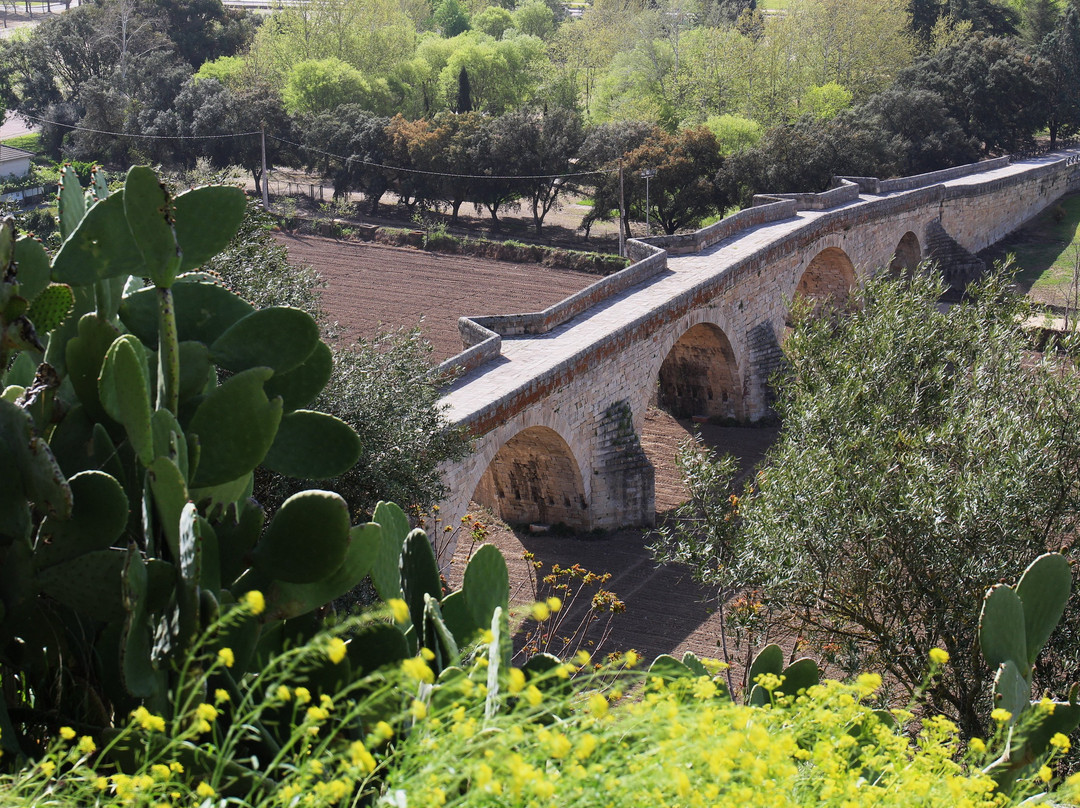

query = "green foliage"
[434,0,471,37]
[282,58,373,116]
[653,270,1080,738]
[704,113,762,155]
[0,166,374,763]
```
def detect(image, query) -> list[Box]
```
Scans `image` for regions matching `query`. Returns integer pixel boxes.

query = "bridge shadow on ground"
[447,410,779,664]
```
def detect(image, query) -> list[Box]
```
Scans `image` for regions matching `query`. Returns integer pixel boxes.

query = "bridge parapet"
[752,178,861,211]
[640,199,798,255]
[841,156,1012,195]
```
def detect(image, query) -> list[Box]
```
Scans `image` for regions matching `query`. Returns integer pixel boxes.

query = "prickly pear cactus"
[978,553,1080,794]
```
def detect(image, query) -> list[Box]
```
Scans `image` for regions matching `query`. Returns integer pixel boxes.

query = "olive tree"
[653,270,1080,737]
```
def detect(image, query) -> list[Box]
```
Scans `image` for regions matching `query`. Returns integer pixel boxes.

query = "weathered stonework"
[432,150,1080,565]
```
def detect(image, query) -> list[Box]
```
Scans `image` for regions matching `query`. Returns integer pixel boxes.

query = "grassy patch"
[1,133,42,154]
[758,0,793,10]
[1003,193,1080,305]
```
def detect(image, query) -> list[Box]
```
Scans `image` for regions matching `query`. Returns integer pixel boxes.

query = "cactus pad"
[253,490,351,584]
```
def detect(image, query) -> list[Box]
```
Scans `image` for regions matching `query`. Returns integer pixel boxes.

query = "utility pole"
[618,158,626,258]
[641,168,656,237]
[260,126,270,211]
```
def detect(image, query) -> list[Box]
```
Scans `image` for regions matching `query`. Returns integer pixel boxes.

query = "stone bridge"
[433,149,1080,563]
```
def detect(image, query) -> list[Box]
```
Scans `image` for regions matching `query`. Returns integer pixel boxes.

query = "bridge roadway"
[439,153,1058,428]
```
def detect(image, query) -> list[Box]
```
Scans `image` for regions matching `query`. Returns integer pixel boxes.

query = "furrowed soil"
[275,233,599,360]
[283,231,782,681]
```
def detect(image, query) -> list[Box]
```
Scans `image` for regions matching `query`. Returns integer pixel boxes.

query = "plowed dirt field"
[275,233,599,361]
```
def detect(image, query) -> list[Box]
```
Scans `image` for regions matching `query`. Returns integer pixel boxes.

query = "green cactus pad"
[43,284,94,377]
[648,654,695,682]
[346,622,410,677]
[35,470,128,568]
[26,284,74,334]
[748,643,784,684]
[178,341,212,402]
[371,501,410,602]
[0,215,12,268]
[123,166,181,289]
[264,340,333,412]
[439,590,479,647]
[209,307,320,374]
[401,529,442,631]
[65,313,121,423]
[992,659,1028,726]
[253,490,351,584]
[91,167,109,201]
[423,594,460,673]
[1015,553,1072,667]
[37,548,127,621]
[777,658,820,697]
[463,543,509,632]
[173,185,247,273]
[261,522,380,620]
[151,408,189,478]
[681,652,709,677]
[57,168,86,241]
[99,335,154,466]
[0,401,72,519]
[190,473,253,520]
[119,279,253,349]
[121,545,165,699]
[2,351,36,389]
[13,236,51,303]
[216,498,266,586]
[261,410,361,480]
[148,456,189,563]
[52,191,144,284]
[0,448,30,542]
[188,367,281,488]
[979,584,1028,675]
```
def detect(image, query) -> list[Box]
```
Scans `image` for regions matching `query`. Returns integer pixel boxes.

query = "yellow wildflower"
[306,706,330,723]
[530,601,551,621]
[131,706,166,732]
[196,781,216,799]
[929,647,950,666]
[410,699,428,720]
[589,692,609,717]
[39,760,56,777]
[243,589,265,615]
[217,647,235,668]
[991,708,1012,723]
[59,726,75,741]
[402,657,435,684]
[1039,765,1054,783]
[349,740,377,773]
[214,688,230,704]
[275,685,291,702]
[294,686,312,704]
[196,703,218,722]
[508,668,526,694]
[546,596,562,612]
[388,598,410,623]
[151,764,172,781]
[1051,732,1071,752]
[420,647,436,661]
[77,736,96,756]
[327,637,348,665]
[525,685,543,707]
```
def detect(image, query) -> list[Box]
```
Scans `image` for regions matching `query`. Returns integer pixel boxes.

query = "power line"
[17,113,618,181]
[267,135,617,180]
[19,113,262,140]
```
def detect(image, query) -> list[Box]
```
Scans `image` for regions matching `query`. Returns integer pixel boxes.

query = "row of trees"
[3,0,1080,236]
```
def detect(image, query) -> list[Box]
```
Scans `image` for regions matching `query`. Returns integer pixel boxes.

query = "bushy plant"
[653,269,1080,738]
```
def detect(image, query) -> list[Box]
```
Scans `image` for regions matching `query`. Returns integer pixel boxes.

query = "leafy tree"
[146,0,255,68]
[419,110,486,222]
[704,113,762,155]
[1022,0,1058,48]
[513,0,556,39]
[436,32,548,114]
[652,271,1080,738]
[718,117,838,205]
[485,107,586,234]
[621,126,725,235]
[579,119,658,236]
[302,104,392,213]
[434,0,471,37]
[696,0,756,27]
[1039,2,1080,148]
[947,0,1019,36]
[473,5,514,38]
[895,36,1052,153]
[282,57,371,115]
[800,82,853,120]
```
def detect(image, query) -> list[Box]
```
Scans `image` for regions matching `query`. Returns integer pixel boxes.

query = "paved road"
[439,155,1065,428]
[1,115,37,141]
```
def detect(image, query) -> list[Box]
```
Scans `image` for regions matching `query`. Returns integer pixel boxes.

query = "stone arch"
[654,322,744,421]
[795,246,857,311]
[888,231,922,278]
[471,426,589,528]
